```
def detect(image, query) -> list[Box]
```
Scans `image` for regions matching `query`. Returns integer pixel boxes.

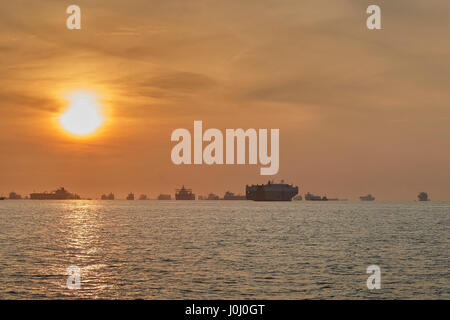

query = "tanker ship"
[246,181,298,201]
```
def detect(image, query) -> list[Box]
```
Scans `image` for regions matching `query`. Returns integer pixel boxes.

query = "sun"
[59,91,104,136]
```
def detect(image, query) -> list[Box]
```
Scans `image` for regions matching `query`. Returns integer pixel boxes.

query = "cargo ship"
[223,191,246,200]
[206,193,219,200]
[30,187,80,200]
[101,193,115,200]
[418,192,429,201]
[246,181,298,201]
[158,194,171,200]
[360,194,375,201]
[304,192,328,201]
[126,193,135,200]
[175,185,195,200]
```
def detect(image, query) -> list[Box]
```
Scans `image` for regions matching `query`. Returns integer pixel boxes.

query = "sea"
[0,200,448,299]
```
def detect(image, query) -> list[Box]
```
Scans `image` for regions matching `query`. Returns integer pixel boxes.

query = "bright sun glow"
[59,91,103,136]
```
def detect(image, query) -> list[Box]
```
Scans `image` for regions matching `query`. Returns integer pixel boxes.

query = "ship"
[9,192,22,200]
[223,191,246,200]
[246,180,298,201]
[304,192,328,201]
[126,193,135,200]
[418,192,429,201]
[30,187,80,200]
[0,197,5,200]
[206,193,219,200]
[158,194,171,200]
[360,194,375,201]
[101,193,115,200]
[175,185,195,200]
[139,194,148,200]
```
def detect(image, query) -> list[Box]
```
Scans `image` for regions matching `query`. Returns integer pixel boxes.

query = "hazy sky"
[1,0,449,200]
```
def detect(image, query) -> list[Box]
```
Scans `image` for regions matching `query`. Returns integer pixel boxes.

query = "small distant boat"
[157,194,171,200]
[417,192,429,201]
[126,193,135,200]
[223,191,246,200]
[139,194,148,200]
[305,192,328,201]
[360,194,375,201]
[0,197,6,200]
[206,193,219,200]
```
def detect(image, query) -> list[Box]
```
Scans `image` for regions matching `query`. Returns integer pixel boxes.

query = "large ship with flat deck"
[246,181,298,201]
[30,187,80,200]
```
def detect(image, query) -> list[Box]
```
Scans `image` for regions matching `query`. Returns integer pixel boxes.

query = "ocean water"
[0,200,448,299]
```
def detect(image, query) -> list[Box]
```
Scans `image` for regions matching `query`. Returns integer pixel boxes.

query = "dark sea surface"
[0,200,448,299]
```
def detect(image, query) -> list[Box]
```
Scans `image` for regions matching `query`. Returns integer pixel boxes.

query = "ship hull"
[175,195,195,200]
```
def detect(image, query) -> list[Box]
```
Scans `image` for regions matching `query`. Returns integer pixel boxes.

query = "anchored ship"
[30,187,80,200]
[9,192,22,200]
[158,194,171,200]
[206,193,219,200]
[223,191,246,200]
[360,194,375,201]
[101,193,115,200]
[126,193,135,200]
[417,192,429,201]
[175,185,195,200]
[246,180,298,201]
[304,192,328,201]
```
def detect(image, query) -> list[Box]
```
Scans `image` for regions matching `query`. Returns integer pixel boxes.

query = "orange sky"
[1,0,449,200]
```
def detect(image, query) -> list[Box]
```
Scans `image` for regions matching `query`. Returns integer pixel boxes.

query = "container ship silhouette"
[175,185,195,200]
[246,181,298,201]
[30,187,80,200]
[223,191,246,200]
[360,194,375,201]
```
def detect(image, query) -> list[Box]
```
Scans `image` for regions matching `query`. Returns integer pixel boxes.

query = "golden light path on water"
[0,200,448,299]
